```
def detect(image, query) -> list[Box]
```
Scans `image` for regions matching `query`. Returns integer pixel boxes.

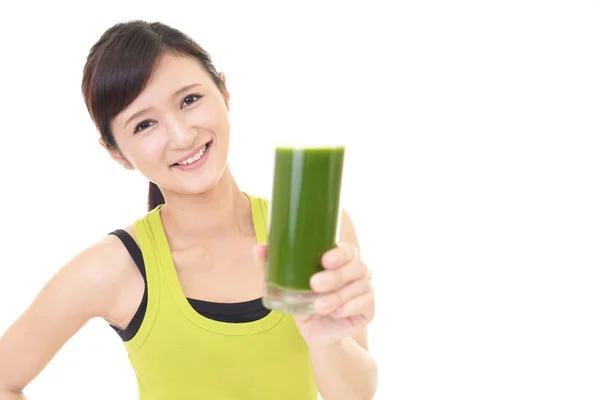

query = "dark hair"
[81,20,225,211]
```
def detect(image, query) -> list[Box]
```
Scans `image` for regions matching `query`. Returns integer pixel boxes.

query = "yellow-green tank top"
[125,194,318,399]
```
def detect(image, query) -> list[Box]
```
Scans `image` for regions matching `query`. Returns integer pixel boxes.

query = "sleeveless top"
[119,194,318,399]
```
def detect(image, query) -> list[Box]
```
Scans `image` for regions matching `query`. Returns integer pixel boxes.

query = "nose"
[165,113,195,149]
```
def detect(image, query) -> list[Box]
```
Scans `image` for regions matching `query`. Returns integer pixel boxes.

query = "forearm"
[309,337,378,400]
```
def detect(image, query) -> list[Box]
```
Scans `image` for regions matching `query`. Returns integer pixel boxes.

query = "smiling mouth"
[171,141,213,167]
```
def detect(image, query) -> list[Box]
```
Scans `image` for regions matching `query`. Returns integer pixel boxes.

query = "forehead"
[138,54,211,100]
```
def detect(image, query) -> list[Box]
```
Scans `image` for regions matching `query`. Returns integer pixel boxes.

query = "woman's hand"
[255,242,374,348]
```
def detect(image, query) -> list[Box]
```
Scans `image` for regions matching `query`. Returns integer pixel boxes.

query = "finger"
[321,242,358,270]
[253,243,268,264]
[311,259,368,293]
[332,291,375,320]
[313,278,372,315]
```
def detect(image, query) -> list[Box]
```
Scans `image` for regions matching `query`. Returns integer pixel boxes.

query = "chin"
[183,166,229,196]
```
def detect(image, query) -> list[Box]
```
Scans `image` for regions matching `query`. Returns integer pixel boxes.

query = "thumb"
[253,243,268,265]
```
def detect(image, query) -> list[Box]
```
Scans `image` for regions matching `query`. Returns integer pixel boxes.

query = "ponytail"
[148,181,165,211]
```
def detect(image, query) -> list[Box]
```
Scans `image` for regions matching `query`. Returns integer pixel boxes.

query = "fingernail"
[333,307,345,317]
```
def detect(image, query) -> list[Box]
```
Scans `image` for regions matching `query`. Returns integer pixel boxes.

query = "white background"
[0,1,599,399]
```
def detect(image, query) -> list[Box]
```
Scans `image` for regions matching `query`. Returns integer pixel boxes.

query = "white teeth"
[178,143,209,165]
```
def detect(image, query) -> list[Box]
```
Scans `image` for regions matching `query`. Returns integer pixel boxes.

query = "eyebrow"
[123,83,203,128]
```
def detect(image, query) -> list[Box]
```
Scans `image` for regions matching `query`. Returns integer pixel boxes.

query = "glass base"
[262,282,320,314]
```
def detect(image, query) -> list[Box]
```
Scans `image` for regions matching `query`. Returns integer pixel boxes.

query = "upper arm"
[0,237,123,393]
[339,208,371,351]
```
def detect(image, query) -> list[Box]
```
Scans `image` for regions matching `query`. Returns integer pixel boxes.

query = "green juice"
[266,146,345,294]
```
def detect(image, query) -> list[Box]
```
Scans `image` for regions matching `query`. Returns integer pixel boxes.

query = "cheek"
[187,101,230,134]
[129,134,168,168]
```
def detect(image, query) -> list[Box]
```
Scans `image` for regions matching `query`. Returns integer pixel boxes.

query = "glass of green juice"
[262,143,345,314]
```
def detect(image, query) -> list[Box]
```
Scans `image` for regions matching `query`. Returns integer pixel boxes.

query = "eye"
[182,94,202,108]
[134,120,156,133]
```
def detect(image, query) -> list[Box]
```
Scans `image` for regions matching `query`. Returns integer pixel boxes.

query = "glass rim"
[274,143,346,150]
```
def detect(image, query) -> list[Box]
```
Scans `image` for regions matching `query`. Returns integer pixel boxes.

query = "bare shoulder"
[88,224,143,326]
[46,226,139,319]
[0,225,141,392]
[72,226,137,288]
[3,223,141,328]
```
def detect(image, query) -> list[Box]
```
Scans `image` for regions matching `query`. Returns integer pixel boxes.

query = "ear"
[98,138,135,170]
[218,72,231,111]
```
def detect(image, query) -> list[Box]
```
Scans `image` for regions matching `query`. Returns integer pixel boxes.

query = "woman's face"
[106,53,231,197]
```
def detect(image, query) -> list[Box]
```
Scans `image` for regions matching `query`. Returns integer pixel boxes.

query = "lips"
[171,140,213,166]
[170,140,213,171]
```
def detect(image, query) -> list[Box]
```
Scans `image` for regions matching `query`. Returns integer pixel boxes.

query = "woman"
[0,20,377,399]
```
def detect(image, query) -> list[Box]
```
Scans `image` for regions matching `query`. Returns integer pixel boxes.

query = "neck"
[159,166,253,241]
